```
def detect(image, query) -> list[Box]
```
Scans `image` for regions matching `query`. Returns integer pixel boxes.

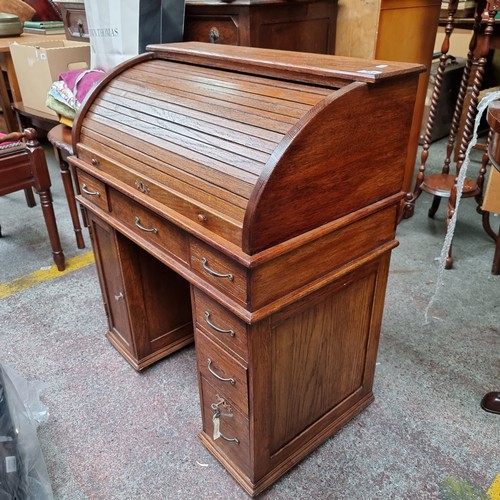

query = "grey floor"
[0,137,499,500]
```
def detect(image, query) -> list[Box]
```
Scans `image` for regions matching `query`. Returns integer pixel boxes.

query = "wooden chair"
[0,127,65,271]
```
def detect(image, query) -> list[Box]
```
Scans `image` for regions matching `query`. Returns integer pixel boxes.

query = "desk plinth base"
[106,329,194,371]
[200,392,375,497]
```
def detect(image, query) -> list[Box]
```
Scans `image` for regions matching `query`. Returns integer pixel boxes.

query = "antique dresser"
[183,0,338,54]
[70,42,423,495]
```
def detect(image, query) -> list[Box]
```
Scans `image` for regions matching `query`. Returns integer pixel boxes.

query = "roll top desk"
[69,42,423,496]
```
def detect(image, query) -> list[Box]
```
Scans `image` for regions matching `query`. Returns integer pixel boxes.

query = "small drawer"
[193,288,248,361]
[200,376,250,476]
[196,329,248,415]
[190,238,247,305]
[59,3,89,41]
[109,189,189,264]
[77,169,109,212]
[184,16,239,45]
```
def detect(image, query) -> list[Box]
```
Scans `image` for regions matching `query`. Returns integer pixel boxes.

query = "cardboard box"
[10,39,90,117]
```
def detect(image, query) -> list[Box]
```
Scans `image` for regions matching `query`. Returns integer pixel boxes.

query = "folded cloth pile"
[46,68,105,127]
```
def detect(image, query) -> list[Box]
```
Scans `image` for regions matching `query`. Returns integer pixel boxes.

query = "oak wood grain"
[71,43,423,495]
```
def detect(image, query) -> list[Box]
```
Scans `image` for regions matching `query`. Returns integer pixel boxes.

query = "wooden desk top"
[47,123,73,156]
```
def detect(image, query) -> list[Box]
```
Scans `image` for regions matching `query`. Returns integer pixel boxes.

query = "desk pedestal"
[83,200,391,495]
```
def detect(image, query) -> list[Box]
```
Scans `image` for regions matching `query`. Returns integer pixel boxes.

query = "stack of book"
[23,21,65,35]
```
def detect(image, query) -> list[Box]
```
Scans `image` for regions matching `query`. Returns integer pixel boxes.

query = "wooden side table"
[46,123,85,249]
[403,0,497,268]
[13,102,59,135]
[485,101,500,274]
[476,95,500,415]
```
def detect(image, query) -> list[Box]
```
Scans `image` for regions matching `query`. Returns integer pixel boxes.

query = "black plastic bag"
[0,364,52,500]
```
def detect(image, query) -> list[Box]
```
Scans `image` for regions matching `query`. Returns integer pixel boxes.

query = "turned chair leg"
[24,187,36,207]
[492,225,500,275]
[38,188,65,272]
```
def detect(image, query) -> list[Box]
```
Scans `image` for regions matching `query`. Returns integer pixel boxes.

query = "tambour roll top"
[73,42,423,255]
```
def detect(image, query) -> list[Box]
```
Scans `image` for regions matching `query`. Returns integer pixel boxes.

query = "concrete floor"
[0,137,499,499]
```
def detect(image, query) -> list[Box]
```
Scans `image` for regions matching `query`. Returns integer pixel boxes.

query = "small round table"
[478,100,500,415]
[47,124,85,249]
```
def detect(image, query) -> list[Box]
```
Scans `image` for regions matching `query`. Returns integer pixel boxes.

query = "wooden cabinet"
[70,42,422,495]
[183,0,338,54]
[86,211,193,371]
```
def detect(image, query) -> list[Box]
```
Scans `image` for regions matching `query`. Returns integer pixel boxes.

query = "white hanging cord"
[424,90,500,324]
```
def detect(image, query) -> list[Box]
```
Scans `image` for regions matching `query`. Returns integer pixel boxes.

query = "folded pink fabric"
[58,69,106,106]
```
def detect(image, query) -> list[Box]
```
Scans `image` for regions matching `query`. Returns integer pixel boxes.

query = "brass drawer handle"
[201,258,233,281]
[134,216,158,234]
[211,399,239,444]
[207,358,235,385]
[219,432,239,444]
[209,27,219,42]
[205,311,235,337]
[114,292,124,301]
[81,184,100,197]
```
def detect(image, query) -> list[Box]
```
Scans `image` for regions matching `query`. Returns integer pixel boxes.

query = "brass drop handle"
[205,311,235,336]
[134,216,158,234]
[207,358,235,385]
[81,184,100,197]
[201,258,233,281]
[209,27,219,43]
[211,400,239,444]
[219,432,239,444]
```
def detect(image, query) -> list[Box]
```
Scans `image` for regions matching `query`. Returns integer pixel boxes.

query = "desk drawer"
[196,328,248,415]
[109,189,189,264]
[59,2,89,41]
[190,238,247,305]
[77,169,109,212]
[184,15,239,45]
[200,375,250,476]
[193,289,248,361]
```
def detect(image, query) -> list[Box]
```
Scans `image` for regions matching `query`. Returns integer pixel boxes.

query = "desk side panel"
[246,253,391,493]
[243,75,419,254]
